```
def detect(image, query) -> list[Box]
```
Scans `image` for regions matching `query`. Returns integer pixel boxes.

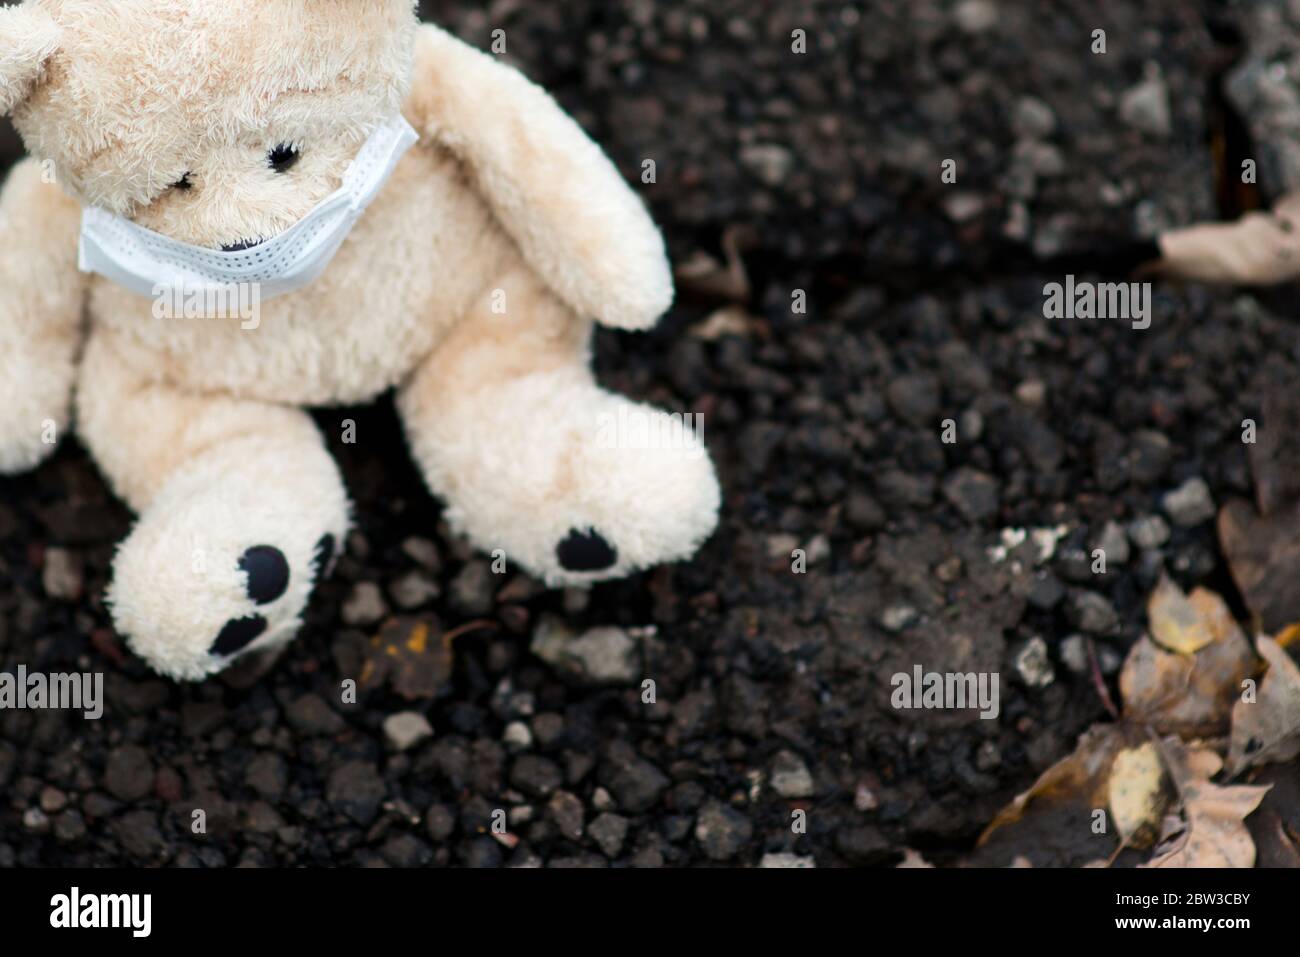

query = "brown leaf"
[359,616,452,701]
[1147,576,1219,654]
[673,224,754,302]
[1246,765,1300,868]
[1219,498,1300,633]
[1120,586,1257,737]
[1247,380,1300,516]
[973,724,1136,866]
[1225,636,1300,775]
[688,305,759,341]
[1144,739,1271,868]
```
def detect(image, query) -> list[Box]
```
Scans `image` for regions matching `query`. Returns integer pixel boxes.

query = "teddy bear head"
[0,0,418,249]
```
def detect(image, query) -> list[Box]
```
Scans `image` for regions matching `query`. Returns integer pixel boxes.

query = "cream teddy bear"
[0,0,720,680]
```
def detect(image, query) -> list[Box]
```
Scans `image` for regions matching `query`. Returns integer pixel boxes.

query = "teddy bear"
[0,0,720,681]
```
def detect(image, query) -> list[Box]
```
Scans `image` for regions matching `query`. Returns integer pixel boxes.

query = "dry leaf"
[1144,739,1271,868]
[1108,742,1167,849]
[1245,764,1300,867]
[673,224,754,302]
[973,724,1134,866]
[1219,498,1300,633]
[1147,576,1216,654]
[1225,635,1300,775]
[688,305,758,341]
[1120,588,1257,737]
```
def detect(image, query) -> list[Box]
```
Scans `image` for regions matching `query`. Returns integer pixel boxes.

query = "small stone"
[531,617,640,686]
[1162,477,1215,527]
[1010,636,1054,688]
[400,537,441,572]
[1097,645,1123,675]
[546,791,584,841]
[285,694,346,735]
[769,750,814,798]
[381,834,434,867]
[886,372,941,427]
[104,745,153,803]
[502,720,533,751]
[326,761,386,825]
[1094,520,1130,567]
[960,408,984,442]
[1026,573,1065,610]
[426,803,456,841]
[942,192,984,223]
[1119,66,1173,138]
[245,753,288,801]
[341,581,387,627]
[975,741,1001,772]
[953,0,997,33]
[598,741,669,812]
[942,467,1000,522]
[760,852,816,868]
[449,561,495,616]
[1012,96,1056,139]
[591,787,615,812]
[42,547,83,601]
[740,144,794,186]
[588,813,629,857]
[1067,590,1119,635]
[39,787,67,814]
[1128,515,1170,550]
[1014,379,1047,409]
[1059,634,1090,674]
[694,801,753,861]
[509,755,563,798]
[53,810,87,843]
[383,711,434,751]
[388,570,440,610]
[845,493,886,531]
[854,782,878,812]
[23,807,49,832]
[880,604,918,634]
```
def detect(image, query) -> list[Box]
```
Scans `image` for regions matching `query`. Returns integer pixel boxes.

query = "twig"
[1087,638,1120,720]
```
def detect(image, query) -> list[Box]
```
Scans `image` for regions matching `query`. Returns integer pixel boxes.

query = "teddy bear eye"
[267,144,300,173]
[171,173,193,191]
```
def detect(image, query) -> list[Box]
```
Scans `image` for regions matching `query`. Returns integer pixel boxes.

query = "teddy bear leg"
[397,267,720,587]
[76,334,351,680]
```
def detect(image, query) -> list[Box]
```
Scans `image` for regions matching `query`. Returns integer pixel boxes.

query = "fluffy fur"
[0,0,720,680]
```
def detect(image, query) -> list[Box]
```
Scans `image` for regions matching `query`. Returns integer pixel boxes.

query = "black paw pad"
[239,545,290,604]
[311,533,336,582]
[556,528,618,572]
[211,615,268,657]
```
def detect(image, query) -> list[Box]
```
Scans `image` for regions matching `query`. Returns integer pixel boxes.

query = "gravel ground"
[1,0,1294,867]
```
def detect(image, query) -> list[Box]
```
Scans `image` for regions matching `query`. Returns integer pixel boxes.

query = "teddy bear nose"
[222,238,265,252]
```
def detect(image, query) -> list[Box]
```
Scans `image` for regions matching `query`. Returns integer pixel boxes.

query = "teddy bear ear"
[0,4,60,115]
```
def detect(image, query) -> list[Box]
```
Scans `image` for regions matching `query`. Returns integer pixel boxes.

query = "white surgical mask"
[78,114,419,302]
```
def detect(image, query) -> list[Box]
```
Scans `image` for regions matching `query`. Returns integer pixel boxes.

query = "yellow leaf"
[1147,576,1216,654]
[1108,743,1166,849]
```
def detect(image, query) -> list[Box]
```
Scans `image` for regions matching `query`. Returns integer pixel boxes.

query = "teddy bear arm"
[0,157,88,473]
[406,24,674,331]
